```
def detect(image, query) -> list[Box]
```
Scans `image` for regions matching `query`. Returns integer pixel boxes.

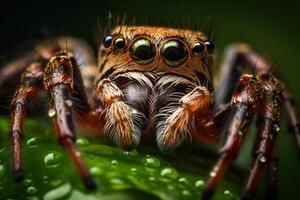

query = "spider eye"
[204,40,215,53]
[192,42,205,54]
[114,37,126,49]
[103,35,113,48]
[161,40,187,67]
[131,38,155,63]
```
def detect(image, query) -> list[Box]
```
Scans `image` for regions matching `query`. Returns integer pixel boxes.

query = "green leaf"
[0,117,241,200]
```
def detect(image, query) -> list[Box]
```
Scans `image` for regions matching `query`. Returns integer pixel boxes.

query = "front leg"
[94,78,146,150]
[156,85,213,151]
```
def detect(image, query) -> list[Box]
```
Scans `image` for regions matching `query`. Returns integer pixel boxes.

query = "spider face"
[97,26,214,86]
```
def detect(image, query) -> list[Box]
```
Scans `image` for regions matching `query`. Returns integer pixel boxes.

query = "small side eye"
[103,35,113,48]
[192,42,205,54]
[114,37,126,49]
[131,38,155,63]
[161,40,187,67]
[204,40,215,53]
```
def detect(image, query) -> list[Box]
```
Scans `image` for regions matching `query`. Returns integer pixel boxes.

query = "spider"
[1,23,300,200]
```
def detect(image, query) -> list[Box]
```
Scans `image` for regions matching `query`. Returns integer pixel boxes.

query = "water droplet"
[65,99,73,107]
[210,171,216,177]
[0,165,5,180]
[195,180,205,189]
[111,160,119,167]
[182,190,191,196]
[160,167,178,179]
[0,147,5,153]
[43,183,72,200]
[260,156,266,163]
[110,178,129,189]
[50,179,62,187]
[178,177,188,184]
[27,186,37,195]
[76,137,89,146]
[224,190,233,199]
[43,176,48,184]
[123,149,138,157]
[48,109,56,118]
[26,137,39,148]
[23,179,33,186]
[90,167,103,176]
[130,168,137,175]
[274,124,280,132]
[44,151,62,167]
[143,156,160,168]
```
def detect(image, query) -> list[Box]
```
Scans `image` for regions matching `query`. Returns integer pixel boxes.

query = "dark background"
[1,0,300,199]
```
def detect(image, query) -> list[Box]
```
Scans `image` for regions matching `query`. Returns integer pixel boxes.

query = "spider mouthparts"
[201,189,214,200]
[13,168,25,183]
[82,176,97,190]
[241,191,255,200]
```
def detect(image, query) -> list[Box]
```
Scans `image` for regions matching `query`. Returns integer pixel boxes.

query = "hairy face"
[96,26,215,85]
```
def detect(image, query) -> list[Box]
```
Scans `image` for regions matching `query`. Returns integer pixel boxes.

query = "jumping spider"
[1,24,300,200]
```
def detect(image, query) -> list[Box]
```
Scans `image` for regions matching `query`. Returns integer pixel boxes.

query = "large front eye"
[161,40,187,67]
[131,38,155,63]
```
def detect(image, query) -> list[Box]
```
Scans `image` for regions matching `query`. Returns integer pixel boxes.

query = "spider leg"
[0,52,37,94]
[9,60,45,181]
[155,85,213,151]
[44,50,97,189]
[266,148,278,200]
[214,44,300,157]
[94,78,144,150]
[202,74,266,200]
[282,89,300,158]
[241,74,282,200]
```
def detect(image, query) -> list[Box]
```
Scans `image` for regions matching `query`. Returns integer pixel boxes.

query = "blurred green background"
[0,0,300,199]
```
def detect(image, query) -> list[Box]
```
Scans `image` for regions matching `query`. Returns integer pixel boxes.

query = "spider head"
[97,26,214,87]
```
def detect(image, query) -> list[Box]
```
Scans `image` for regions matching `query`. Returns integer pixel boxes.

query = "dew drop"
[50,179,62,187]
[0,147,5,153]
[44,151,62,167]
[210,171,216,177]
[195,180,205,189]
[48,109,56,118]
[65,99,73,107]
[160,167,178,179]
[224,190,233,199]
[274,124,280,132]
[76,137,89,146]
[23,179,33,186]
[26,137,39,148]
[109,178,129,189]
[123,149,138,157]
[90,167,103,176]
[260,156,266,163]
[143,156,160,168]
[43,183,72,200]
[178,177,188,184]
[182,190,191,196]
[111,160,119,167]
[0,165,5,180]
[130,168,137,175]
[26,186,37,195]
[43,176,48,184]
